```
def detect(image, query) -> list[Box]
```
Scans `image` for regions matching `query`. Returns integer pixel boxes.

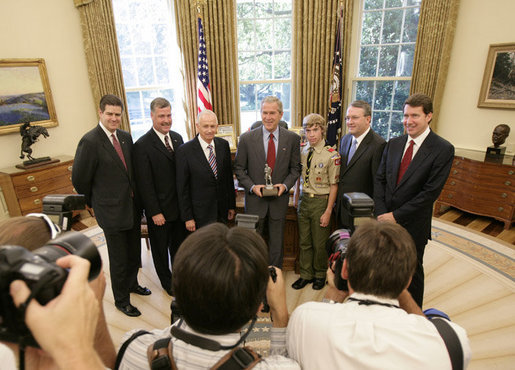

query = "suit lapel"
[276,127,288,165]
[98,127,129,176]
[345,131,372,172]
[396,131,434,187]
[253,128,266,163]
[391,135,407,188]
[150,130,174,160]
[214,137,224,179]
[194,136,216,178]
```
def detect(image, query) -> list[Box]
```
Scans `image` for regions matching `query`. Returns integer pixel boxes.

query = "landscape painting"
[0,59,58,134]
[478,43,515,109]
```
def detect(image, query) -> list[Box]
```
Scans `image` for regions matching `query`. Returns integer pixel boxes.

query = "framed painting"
[478,43,515,109]
[216,133,237,152]
[0,58,58,134]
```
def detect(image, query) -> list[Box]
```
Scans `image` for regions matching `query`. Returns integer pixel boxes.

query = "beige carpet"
[82,218,515,369]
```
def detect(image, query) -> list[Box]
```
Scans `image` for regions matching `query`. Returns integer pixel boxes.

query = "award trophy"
[262,164,278,197]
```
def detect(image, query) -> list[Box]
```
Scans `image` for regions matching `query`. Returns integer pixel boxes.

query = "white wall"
[0,0,96,168]
[439,0,515,154]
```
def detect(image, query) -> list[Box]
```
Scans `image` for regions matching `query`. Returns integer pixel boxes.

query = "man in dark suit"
[176,110,236,231]
[72,94,150,317]
[374,93,454,308]
[234,96,301,267]
[336,100,386,228]
[133,97,185,296]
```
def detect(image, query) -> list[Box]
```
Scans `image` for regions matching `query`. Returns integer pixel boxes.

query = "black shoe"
[131,285,152,295]
[116,303,141,317]
[292,278,314,290]
[313,278,326,290]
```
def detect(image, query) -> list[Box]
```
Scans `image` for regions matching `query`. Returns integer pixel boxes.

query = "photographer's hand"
[266,267,289,328]
[323,267,348,303]
[9,255,104,370]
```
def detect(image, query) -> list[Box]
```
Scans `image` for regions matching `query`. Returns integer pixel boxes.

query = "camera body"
[0,231,101,346]
[326,229,351,291]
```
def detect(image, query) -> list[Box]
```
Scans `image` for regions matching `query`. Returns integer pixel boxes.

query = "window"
[236,0,292,133]
[351,0,421,140]
[112,0,186,141]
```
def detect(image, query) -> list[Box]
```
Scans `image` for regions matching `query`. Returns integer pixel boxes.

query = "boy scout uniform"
[298,140,340,281]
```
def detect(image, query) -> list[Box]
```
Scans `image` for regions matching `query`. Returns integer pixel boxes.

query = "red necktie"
[267,133,276,171]
[397,140,414,185]
[111,133,127,170]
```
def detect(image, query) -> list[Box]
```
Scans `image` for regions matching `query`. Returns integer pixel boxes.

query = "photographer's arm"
[266,267,289,328]
[9,255,104,370]
[398,289,424,316]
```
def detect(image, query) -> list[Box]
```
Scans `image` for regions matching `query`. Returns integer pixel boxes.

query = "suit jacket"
[336,129,386,221]
[133,129,183,222]
[374,130,454,248]
[234,126,301,218]
[72,125,138,232]
[176,136,236,227]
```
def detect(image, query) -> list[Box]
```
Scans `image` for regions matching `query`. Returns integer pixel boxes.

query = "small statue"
[264,164,273,187]
[262,164,278,197]
[19,122,49,161]
[491,124,510,148]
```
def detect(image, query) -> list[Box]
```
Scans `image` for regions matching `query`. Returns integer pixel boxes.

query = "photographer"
[0,215,116,369]
[287,220,471,369]
[117,223,299,369]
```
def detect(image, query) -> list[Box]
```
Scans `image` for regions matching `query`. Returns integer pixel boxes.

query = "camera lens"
[32,231,102,281]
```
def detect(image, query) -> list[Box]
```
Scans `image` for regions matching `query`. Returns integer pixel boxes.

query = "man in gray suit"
[335,100,386,228]
[234,96,301,267]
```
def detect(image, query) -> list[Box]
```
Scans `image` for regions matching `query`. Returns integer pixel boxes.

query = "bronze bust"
[491,124,510,148]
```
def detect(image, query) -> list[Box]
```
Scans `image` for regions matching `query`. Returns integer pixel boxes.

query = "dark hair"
[349,100,371,117]
[346,220,417,298]
[172,223,269,335]
[150,97,171,112]
[99,94,124,113]
[0,216,52,251]
[404,93,433,115]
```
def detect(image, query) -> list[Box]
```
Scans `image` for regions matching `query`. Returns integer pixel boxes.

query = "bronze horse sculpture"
[19,122,49,160]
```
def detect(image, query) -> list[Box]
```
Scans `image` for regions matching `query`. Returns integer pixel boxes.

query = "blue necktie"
[347,137,357,164]
[208,144,217,178]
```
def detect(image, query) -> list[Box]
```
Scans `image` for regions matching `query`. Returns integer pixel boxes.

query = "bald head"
[196,110,218,143]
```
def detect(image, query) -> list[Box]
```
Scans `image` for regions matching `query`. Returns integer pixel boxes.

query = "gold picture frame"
[478,43,515,109]
[216,133,237,152]
[0,58,58,134]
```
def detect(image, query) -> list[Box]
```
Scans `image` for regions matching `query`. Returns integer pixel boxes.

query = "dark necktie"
[111,133,127,170]
[164,135,173,153]
[397,139,414,185]
[208,144,217,178]
[304,147,314,187]
[267,133,276,171]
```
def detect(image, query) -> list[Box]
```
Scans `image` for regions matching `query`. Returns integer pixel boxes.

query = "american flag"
[197,16,213,113]
[326,9,343,147]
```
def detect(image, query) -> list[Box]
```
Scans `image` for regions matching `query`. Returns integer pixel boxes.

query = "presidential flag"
[197,16,213,113]
[326,10,343,147]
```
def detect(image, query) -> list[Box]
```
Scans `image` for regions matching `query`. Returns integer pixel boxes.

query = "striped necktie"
[164,135,173,152]
[208,144,217,178]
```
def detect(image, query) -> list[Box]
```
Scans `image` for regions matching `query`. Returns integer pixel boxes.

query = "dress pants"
[256,213,285,268]
[104,224,141,307]
[408,243,426,308]
[297,196,331,280]
[147,219,185,292]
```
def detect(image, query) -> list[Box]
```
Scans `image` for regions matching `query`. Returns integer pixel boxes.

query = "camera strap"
[170,316,258,351]
[17,273,57,319]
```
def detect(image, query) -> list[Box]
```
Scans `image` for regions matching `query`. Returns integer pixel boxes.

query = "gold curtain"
[174,0,239,138]
[410,0,460,131]
[292,0,353,128]
[73,0,130,131]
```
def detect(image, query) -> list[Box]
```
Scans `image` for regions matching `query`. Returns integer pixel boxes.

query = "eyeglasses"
[345,115,364,121]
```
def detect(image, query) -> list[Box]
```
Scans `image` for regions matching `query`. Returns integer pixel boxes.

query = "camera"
[326,229,351,291]
[42,194,86,231]
[0,231,102,346]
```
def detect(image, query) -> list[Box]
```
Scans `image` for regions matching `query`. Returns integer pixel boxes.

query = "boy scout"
[292,113,340,290]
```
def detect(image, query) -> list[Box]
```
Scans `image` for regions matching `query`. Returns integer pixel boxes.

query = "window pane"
[256,51,273,80]
[155,57,170,84]
[153,24,170,54]
[378,45,398,76]
[274,51,291,79]
[240,84,257,111]
[254,0,273,17]
[403,7,420,42]
[361,11,381,45]
[136,57,155,86]
[116,24,132,55]
[239,52,257,81]
[374,81,394,110]
[355,80,375,102]
[359,46,379,77]
[131,24,152,55]
[127,91,143,120]
[390,112,404,138]
[385,0,403,8]
[255,19,274,50]
[393,80,410,110]
[398,44,415,76]
[237,1,254,18]
[121,58,137,87]
[274,0,292,13]
[382,10,402,44]
[275,18,291,49]
[372,111,391,138]
[364,0,384,10]
[237,19,254,51]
